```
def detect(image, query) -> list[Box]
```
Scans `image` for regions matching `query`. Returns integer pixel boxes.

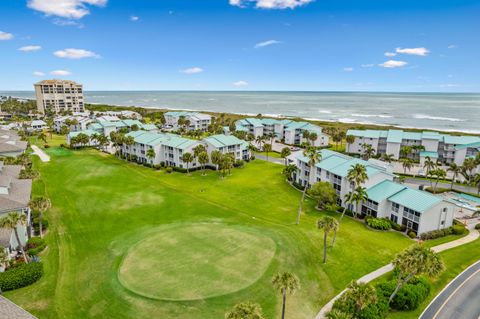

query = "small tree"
[146,148,156,167]
[181,152,194,174]
[225,302,265,319]
[198,151,209,176]
[308,181,337,209]
[389,245,444,302]
[317,216,339,263]
[263,143,272,161]
[280,147,291,166]
[283,164,297,181]
[272,272,300,319]
[0,212,28,263]
[29,196,51,238]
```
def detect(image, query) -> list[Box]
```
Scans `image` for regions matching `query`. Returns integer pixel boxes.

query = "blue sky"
[1,0,480,91]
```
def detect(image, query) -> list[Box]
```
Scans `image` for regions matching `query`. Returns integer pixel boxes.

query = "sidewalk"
[31,145,50,162]
[315,227,480,319]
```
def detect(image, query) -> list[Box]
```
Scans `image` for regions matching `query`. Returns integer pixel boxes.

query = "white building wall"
[386,142,401,159]
[417,202,454,234]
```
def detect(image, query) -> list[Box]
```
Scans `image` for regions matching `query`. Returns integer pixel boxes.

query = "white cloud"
[343,67,354,72]
[27,0,107,19]
[0,31,14,40]
[395,47,429,56]
[447,44,457,49]
[233,80,248,87]
[440,84,460,88]
[230,0,314,9]
[180,67,204,74]
[33,71,45,76]
[384,52,396,57]
[254,39,282,48]
[379,60,408,68]
[361,64,374,68]
[130,16,139,21]
[54,48,100,59]
[50,70,72,76]
[19,45,42,52]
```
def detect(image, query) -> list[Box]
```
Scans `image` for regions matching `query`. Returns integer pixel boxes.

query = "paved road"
[315,227,480,319]
[420,260,480,319]
[404,178,477,194]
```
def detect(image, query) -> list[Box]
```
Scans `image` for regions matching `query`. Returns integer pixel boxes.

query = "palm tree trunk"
[296,187,307,225]
[13,228,28,263]
[39,212,43,238]
[281,290,286,319]
[323,232,327,263]
[332,229,338,247]
[389,272,414,302]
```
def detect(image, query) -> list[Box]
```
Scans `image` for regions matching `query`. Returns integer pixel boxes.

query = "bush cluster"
[165,167,173,174]
[475,223,480,230]
[233,159,244,168]
[408,231,417,238]
[419,224,467,240]
[366,217,392,230]
[26,237,46,256]
[329,287,389,319]
[376,277,431,311]
[0,262,43,292]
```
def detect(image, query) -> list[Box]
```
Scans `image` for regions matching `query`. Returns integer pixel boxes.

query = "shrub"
[26,237,46,256]
[234,159,244,168]
[165,167,173,174]
[392,223,403,231]
[366,218,392,231]
[408,231,417,238]
[172,166,187,173]
[452,225,467,235]
[330,285,388,319]
[376,277,431,311]
[420,228,453,240]
[452,219,464,226]
[475,223,480,230]
[0,262,43,291]
[43,144,50,148]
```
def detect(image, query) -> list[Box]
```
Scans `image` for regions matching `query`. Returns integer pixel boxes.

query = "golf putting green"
[118,223,276,301]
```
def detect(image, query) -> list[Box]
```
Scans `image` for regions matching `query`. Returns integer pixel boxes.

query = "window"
[392,203,399,213]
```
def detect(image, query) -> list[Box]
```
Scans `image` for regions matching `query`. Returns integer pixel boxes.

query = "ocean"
[2,91,480,134]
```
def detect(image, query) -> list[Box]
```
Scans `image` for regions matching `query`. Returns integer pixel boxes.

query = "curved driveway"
[419,260,480,319]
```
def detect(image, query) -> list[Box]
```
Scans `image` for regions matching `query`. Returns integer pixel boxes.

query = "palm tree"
[382,153,395,163]
[272,272,300,319]
[308,132,318,146]
[255,135,264,150]
[361,143,375,160]
[401,158,413,175]
[343,281,378,313]
[333,133,343,151]
[198,151,209,176]
[146,148,156,167]
[400,146,412,159]
[423,156,436,183]
[462,157,477,184]
[38,132,47,144]
[431,168,446,192]
[0,249,8,271]
[211,150,222,172]
[124,136,135,160]
[225,302,265,319]
[448,163,462,189]
[263,143,272,161]
[296,147,322,225]
[280,147,291,166]
[0,212,28,263]
[193,144,206,158]
[29,196,51,238]
[347,163,368,191]
[283,164,297,181]
[389,244,444,302]
[345,135,355,152]
[302,130,311,145]
[472,173,480,195]
[350,186,368,218]
[317,216,339,263]
[181,152,194,174]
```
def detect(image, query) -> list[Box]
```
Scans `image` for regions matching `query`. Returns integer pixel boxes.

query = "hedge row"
[366,217,392,230]
[419,224,467,240]
[376,276,431,311]
[0,262,43,291]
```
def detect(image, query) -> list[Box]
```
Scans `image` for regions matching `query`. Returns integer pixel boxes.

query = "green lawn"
[255,151,282,159]
[6,144,412,319]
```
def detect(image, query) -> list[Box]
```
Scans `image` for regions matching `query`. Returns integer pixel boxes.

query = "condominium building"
[235,118,329,147]
[120,131,250,168]
[54,115,93,133]
[346,129,480,165]
[288,149,455,234]
[164,111,212,132]
[34,80,84,114]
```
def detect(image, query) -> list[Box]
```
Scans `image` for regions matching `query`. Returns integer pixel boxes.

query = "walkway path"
[404,177,477,195]
[254,153,284,165]
[31,145,50,162]
[315,226,480,319]
[0,296,37,319]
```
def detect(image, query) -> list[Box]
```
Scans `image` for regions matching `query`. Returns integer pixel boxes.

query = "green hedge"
[419,224,467,240]
[26,237,47,256]
[376,277,431,311]
[0,262,43,291]
[366,217,392,231]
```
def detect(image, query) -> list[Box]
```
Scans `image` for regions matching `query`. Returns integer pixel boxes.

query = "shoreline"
[86,102,480,136]
[3,94,480,136]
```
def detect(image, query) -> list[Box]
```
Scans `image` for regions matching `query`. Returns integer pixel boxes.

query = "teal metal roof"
[261,118,279,125]
[386,130,403,143]
[347,129,382,139]
[402,131,422,140]
[329,158,383,178]
[443,135,480,145]
[141,124,158,131]
[122,119,143,127]
[244,118,264,127]
[204,134,243,147]
[163,136,198,149]
[388,188,442,212]
[422,131,442,140]
[68,129,98,138]
[420,151,439,158]
[455,141,480,150]
[367,180,406,203]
